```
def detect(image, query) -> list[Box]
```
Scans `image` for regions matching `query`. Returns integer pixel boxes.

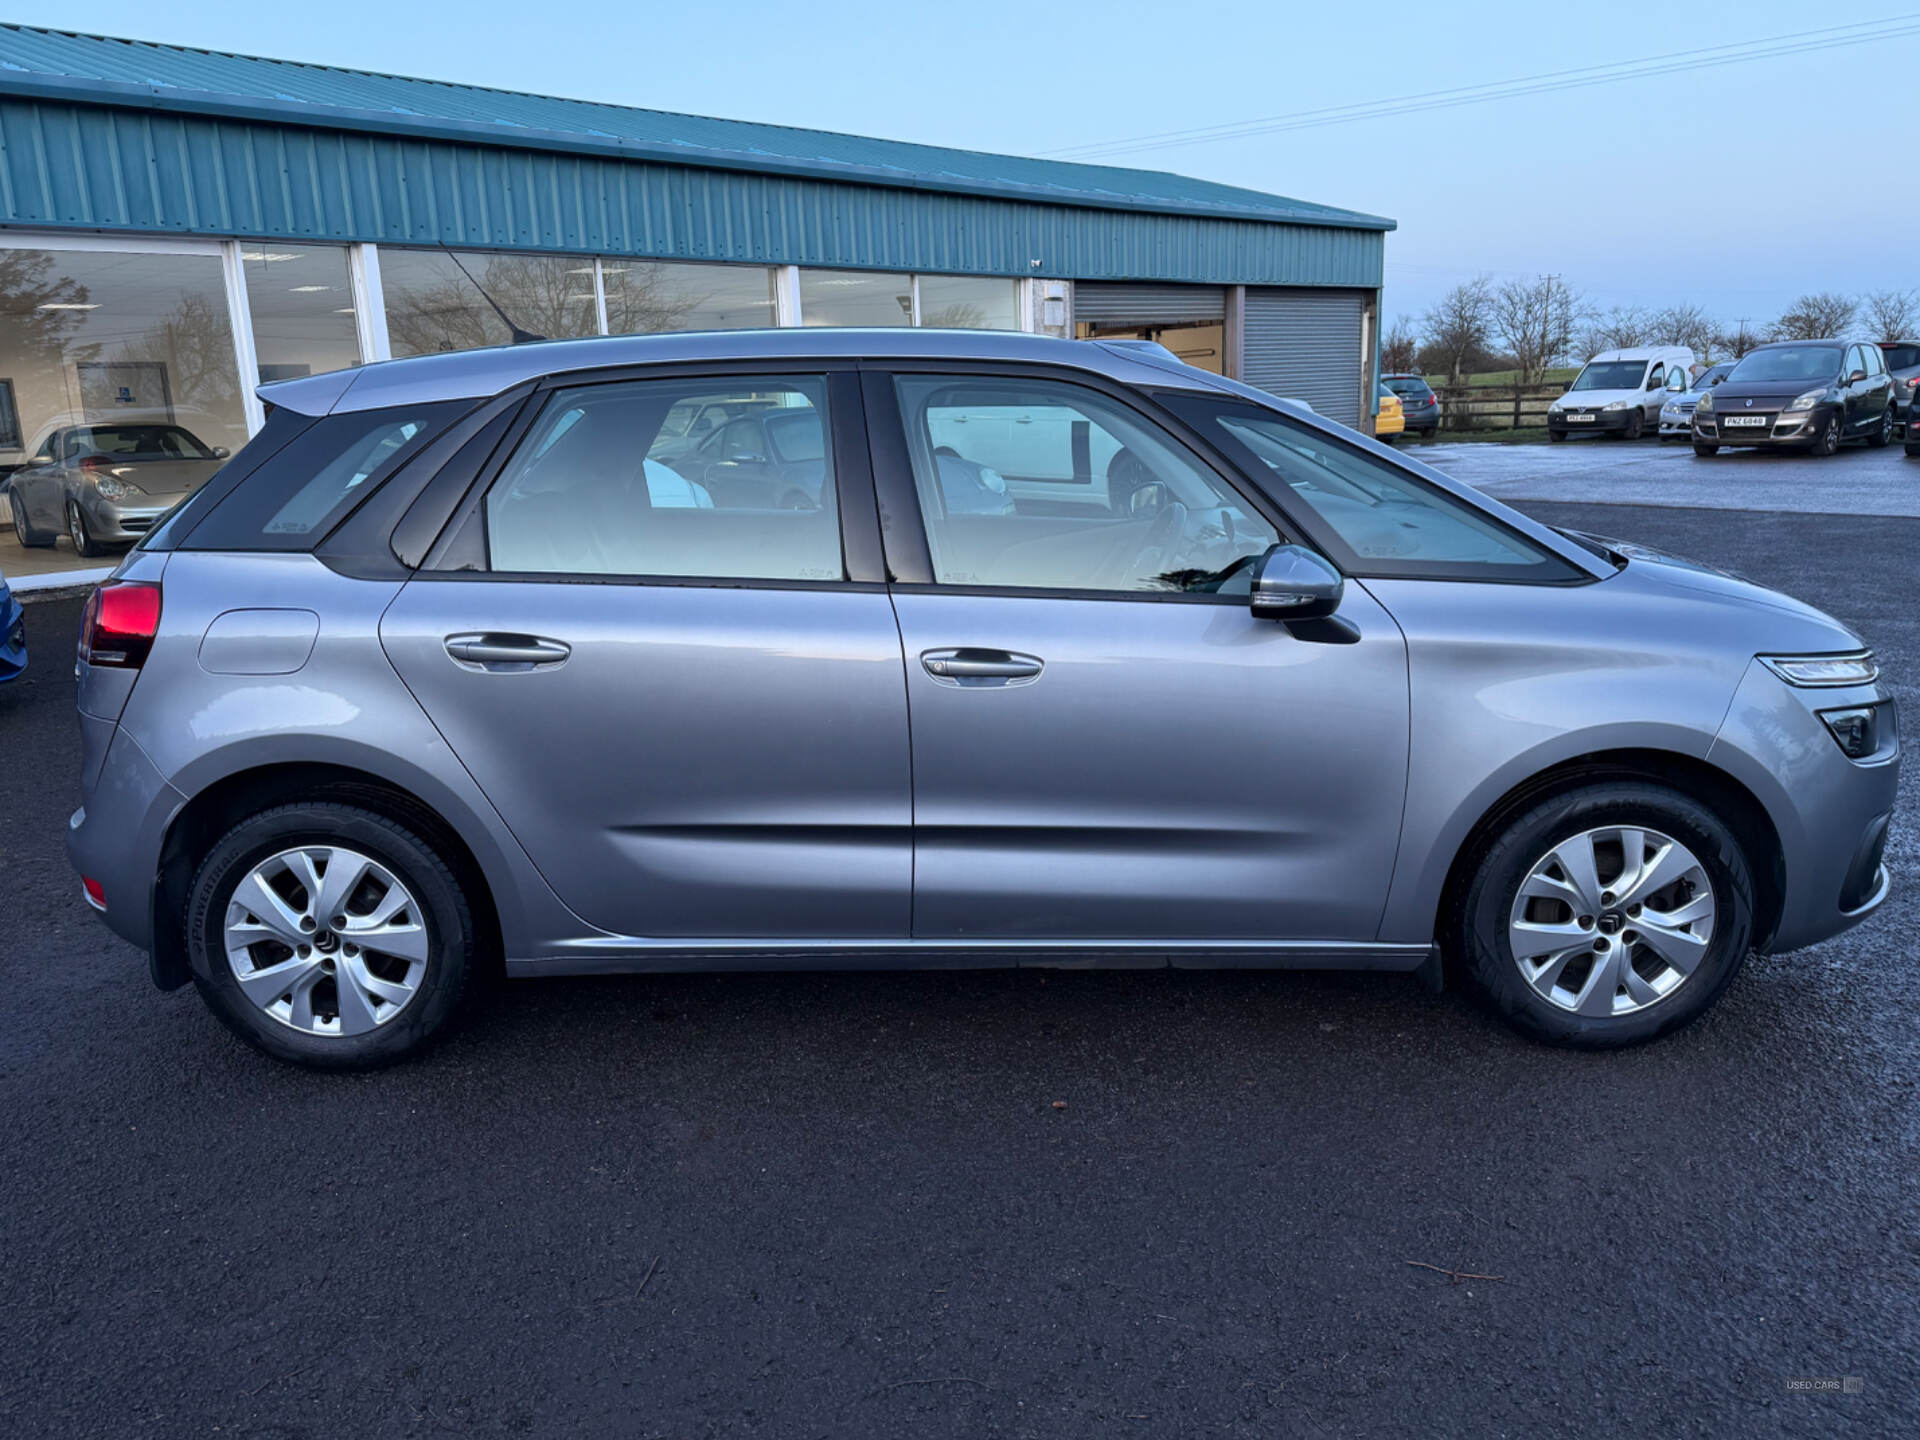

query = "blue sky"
[13,0,1918,332]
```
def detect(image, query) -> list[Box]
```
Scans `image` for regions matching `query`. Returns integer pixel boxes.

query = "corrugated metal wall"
[1072,283,1226,325]
[1242,288,1368,426]
[0,99,1388,288]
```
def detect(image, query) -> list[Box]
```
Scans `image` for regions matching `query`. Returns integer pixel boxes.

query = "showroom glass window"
[798,270,913,327]
[916,276,1021,330]
[381,248,598,358]
[242,245,361,382]
[0,246,250,466]
[603,262,776,334]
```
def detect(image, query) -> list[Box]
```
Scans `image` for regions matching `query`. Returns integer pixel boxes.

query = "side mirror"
[1127,481,1170,516]
[212,445,230,459]
[1848,369,1868,384]
[1250,543,1344,622]
[28,454,51,467]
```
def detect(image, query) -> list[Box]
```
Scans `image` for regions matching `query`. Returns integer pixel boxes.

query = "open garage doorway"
[1073,283,1226,374]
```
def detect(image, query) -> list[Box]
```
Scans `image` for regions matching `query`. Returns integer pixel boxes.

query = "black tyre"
[1808,414,1841,457]
[66,500,106,558]
[1452,781,1754,1048]
[186,802,477,1069]
[1549,429,1566,443]
[1866,407,1893,449]
[1906,442,1920,457]
[1622,411,1644,441]
[1693,442,1719,457]
[9,491,52,548]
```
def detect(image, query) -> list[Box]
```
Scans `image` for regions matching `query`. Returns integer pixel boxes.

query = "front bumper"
[1548,408,1640,436]
[1693,403,1831,448]
[79,491,177,543]
[1659,407,1699,436]
[1708,663,1899,953]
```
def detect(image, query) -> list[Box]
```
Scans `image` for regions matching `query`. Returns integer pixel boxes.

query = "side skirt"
[506,939,1435,978]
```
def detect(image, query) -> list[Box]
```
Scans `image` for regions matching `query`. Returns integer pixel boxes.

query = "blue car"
[0,569,25,682]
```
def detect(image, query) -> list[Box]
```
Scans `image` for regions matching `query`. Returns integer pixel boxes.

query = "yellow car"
[1374,381,1405,443]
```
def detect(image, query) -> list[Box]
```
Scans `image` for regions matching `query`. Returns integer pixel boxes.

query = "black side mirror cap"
[1250,543,1344,622]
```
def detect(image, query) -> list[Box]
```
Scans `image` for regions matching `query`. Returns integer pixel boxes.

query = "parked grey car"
[9,422,229,556]
[67,330,1897,1069]
[1658,361,1733,440]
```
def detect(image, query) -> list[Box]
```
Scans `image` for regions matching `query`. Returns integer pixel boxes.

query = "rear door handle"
[920,647,1044,686]
[444,633,572,671]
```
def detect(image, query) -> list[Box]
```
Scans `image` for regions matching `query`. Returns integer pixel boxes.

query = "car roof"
[1586,346,1693,364]
[1745,337,1858,350]
[258,328,1239,417]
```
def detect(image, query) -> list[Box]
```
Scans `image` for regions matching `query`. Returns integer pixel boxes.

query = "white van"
[1547,346,1695,441]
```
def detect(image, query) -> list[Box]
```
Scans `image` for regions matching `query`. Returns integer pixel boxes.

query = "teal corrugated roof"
[0,24,1393,232]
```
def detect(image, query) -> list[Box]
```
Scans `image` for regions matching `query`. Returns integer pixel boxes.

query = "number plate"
[1566,414,1595,423]
[1724,415,1769,427]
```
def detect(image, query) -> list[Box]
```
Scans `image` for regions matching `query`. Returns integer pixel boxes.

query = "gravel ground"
[1416,434,1920,515]
[0,499,1914,1437]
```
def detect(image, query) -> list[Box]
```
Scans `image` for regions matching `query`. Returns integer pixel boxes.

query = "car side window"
[483,377,843,582]
[892,374,1279,595]
[1645,365,1664,391]
[1165,394,1582,582]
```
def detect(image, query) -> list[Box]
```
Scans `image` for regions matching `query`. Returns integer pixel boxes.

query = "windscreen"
[1729,347,1841,383]
[1570,361,1648,391]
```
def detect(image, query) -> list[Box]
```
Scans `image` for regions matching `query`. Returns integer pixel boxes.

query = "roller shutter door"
[1073,283,1225,327]
[1242,288,1367,427]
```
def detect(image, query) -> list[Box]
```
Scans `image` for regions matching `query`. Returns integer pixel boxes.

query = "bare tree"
[1381,315,1418,373]
[1581,304,1653,358]
[1649,302,1718,358]
[1770,292,1857,340]
[1419,276,1493,384]
[1862,288,1919,342]
[1716,317,1763,358]
[1490,274,1585,385]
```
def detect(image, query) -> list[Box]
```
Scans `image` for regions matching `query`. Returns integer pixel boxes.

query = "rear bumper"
[66,725,183,962]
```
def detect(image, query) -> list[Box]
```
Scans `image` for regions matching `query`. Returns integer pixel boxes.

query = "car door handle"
[920,647,1044,685]
[444,633,572,671]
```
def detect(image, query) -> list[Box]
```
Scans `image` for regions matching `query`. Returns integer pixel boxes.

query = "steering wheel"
[1101,498,1189,590]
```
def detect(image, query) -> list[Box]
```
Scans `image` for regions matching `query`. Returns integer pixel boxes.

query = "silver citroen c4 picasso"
[66,330,1897,1068]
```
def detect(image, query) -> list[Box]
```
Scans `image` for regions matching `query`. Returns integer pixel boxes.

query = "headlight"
[1784,389,1827,413]
[1603,399,1631,411]
[1696,391,1713,412]
[92,474,133,500]
[1759,652,1878,687]
[1547,401,1564,414]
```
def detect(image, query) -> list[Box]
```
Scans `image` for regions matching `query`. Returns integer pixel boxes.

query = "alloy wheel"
[1507,825,1716,1018]
[222,845,431,1036]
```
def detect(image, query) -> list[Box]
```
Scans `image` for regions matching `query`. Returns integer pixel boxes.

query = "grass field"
[1419,367,1578,389]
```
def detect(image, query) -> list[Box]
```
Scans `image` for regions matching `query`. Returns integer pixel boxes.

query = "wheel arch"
[150,760,505,991]
[1435,747,1785,963]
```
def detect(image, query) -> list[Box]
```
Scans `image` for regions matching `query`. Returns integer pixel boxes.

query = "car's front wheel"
[186,803,477,1069]
[1809,414,1842,457]
[66,500,105,558]
[1693,441,1719,457]
[1453,781,1754,1048]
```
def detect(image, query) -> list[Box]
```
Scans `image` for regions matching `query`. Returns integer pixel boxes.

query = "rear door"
[379,367,913,942]
[870,366,1411,943]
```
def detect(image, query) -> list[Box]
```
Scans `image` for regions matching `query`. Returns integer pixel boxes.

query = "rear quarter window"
[179,403,465,551]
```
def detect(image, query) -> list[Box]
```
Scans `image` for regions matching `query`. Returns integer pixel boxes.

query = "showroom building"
[0,23,1394,579]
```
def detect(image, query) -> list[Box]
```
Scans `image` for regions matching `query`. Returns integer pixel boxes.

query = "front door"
[380,370,912,942]
[874,369,1411,942]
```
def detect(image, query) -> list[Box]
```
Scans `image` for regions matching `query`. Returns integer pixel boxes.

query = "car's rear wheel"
[1693,441,1719,457]
[9,491,52,548]
[1867,407,1893,449]
[1453,781,1754,1048]
[186,803,477,1069]
[1809,414,1842,457]
[66,500,105,558]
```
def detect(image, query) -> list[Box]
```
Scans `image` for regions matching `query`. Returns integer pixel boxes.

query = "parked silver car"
[9,422,229,557]
[1658,361,1733,440]
[67,330,1897,1068]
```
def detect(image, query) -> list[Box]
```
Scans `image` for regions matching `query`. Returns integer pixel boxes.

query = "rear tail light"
[78,580,162,668]
[82,877,107,911]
